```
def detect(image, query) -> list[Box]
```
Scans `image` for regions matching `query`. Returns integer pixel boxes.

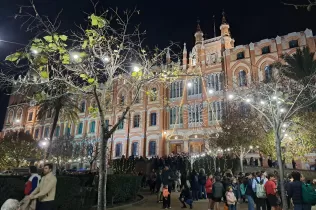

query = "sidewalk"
[124,191,249,210]
[118,191,316,210]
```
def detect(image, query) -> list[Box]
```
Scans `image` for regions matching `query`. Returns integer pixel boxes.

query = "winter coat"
[212,181,224,199]
[190,174,199,190]
[198,174,207,186]
[29,172,57,202]
[205,178,213,194]
[288,181,304,204]
[180,188,192,199]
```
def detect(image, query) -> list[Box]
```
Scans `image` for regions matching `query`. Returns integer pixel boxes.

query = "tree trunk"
[274,131,288,210]
[239,155,244,173]
[46,106,61,159]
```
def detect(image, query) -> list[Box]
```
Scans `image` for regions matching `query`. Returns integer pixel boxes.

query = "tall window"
[207,73,223,92]
[237,52,245,60]
[169,107,183,125]
[35,129,39,139]
[55,126,60,137]
[187,77,202,96]
[119,95,125,105]
[238,70,247,87]
[132,142,139,156]
[133,114,140,128]
[77,122,83,135]
[118,118,124,130]
[149,141,156,156]
[90,121,96,133]
[149,88,157,101]
[188,103,203,126]
[16,109,22,121]
[7,111,13,124]
[289,40,298,48]
[105,119,109,128]
[80,101,86,113]
[265,65,273,82]
[28,112,33,121]
[115,143,122,157]
[170,81,183,98]
[66,124,71,136]
[44,127,49,138]
[209,101,224,123]
[261,46,270,54]
[150,113,157,126]
[46,110,52,118]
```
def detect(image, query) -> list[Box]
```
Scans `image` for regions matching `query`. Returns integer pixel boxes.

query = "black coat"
[288,181,304,204]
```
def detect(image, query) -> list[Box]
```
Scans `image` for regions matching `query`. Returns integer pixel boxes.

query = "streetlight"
[133,66,140,72]
[208,89,214,94]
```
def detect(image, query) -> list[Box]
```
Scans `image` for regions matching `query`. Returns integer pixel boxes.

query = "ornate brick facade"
[3,15,316,168]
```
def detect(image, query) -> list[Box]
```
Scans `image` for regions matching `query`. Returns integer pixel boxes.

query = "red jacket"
[205,178,213,193]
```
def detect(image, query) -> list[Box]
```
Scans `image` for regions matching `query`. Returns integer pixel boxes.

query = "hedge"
[0,174,141,210]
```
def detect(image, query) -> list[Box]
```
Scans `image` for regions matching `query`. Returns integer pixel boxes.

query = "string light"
[228,94,234,99]
[260,100,265,105]
[187,82,192,87]
[272,95,277,100]
[280,108,286,113]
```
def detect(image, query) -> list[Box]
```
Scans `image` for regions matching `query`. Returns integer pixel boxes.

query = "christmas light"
[282,123,287,128]
[272,95,277,100]
[249,145,253,149]
[208,89,214,94]
[245,98,251,103]
[32,49,38,54]
[72,54,79,60]
[228,94,234,99]
[187,82,192,87]
[260,100,265,105]
[102,56,110,63]
[280,108,286,113]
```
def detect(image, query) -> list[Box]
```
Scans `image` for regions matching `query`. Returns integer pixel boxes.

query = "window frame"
[236,51,245,60]
[289,40,299,48]
[150,112,157,126]
[261,46,270,54]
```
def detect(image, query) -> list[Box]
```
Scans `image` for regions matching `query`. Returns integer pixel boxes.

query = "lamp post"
[39,138,49,167]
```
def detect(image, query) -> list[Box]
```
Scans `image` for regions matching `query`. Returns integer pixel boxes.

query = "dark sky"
[0,0,315,129]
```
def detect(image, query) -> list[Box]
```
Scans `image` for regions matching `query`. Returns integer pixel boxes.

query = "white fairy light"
[228,94,234,99]
[245,98,251,103]
[272,95,277,100]
[208,89,214,94]
[260,100,265,105]
[187,82,192,87]
[280,108,285,113]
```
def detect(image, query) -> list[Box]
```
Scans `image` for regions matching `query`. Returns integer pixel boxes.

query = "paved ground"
[126,191,249,210]
[121,191,316,210]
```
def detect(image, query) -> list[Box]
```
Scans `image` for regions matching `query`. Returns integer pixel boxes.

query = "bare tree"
[0,2,177,209]
[226,48,316,210]
[283,0,316,11]
[50,135,74,168]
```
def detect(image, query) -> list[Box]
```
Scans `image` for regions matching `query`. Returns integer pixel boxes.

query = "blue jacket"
[288,181,303,204]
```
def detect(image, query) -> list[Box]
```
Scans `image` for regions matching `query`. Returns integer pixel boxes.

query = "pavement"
[122,191,248,210]
[117,191,316,210]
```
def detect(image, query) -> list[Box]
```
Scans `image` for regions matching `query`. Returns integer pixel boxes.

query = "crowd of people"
[143,165,316,210]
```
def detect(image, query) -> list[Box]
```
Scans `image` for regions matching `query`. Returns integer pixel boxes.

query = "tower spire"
[196,18,201,32]
[222,10,227,24]
[213,15,216,37]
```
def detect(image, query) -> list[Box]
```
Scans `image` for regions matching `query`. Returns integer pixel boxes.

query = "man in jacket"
[212,176,224,210]
[288,171,306,210]
[28,163,57,210]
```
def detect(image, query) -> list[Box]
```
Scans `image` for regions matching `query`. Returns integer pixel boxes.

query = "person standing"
[288,171,307,210]
[292,159,296,169]
[24,166,41,195]
[28,163,57,210]
[212,176,224,210]
[162,185,171,209]
[190,170,199,201]
[174,170,181,192]
[264,174,278,210]
[226,186,237,210]
[198,169,207,199]
[205,174,214,210]
[244,173,255,210]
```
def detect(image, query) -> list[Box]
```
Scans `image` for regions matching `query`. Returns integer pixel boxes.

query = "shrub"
[0,174,141,209]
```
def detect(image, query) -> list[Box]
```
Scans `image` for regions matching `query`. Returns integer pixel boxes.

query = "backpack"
[255,178,266,198]
[302,183,316,204]
[240,184,247,196]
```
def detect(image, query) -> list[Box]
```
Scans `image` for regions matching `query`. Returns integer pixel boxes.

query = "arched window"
[132,142,139,156]
[115,143,122,157]
[238,70,247,87]
[34,128,40,139]
[80,101,86,113]
[149,88,157,101]
[16,109,22,121]
[65,124,72,136]
[119,94,125,105]
[149,141,156,156]
[133,114,140,128]
[7,110,13,124]
[264,65,272,82]
[90,121,96,133]
[44,127,49,138]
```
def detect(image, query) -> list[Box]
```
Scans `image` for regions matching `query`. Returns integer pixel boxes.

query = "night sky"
[0,0,315,129]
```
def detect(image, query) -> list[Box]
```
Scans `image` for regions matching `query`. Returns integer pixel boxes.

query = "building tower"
[220,11,235,50]
[194,19,204,45]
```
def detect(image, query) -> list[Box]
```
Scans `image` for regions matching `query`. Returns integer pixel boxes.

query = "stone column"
[165,141,170,155]
[183,140,189,153]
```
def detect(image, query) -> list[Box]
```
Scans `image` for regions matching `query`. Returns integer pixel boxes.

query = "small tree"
[0,131,40,168]
[0,2,177,209]
[226,47,316,210]
[213,102,266,172]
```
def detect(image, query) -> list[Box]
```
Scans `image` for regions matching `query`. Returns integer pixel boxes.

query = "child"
[162,185,171,209]
[157,183,163,203]
[179,184,193,209]
[226,186,237,210]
